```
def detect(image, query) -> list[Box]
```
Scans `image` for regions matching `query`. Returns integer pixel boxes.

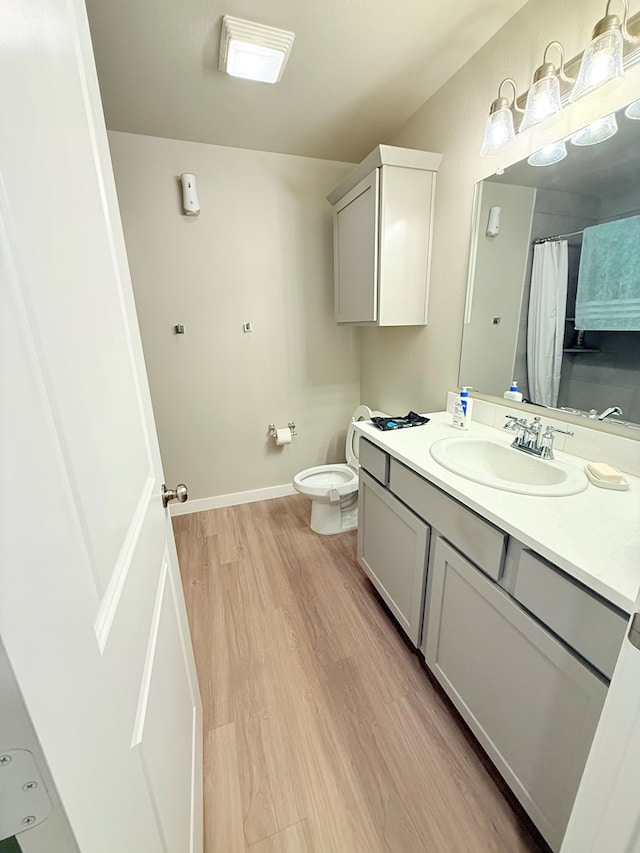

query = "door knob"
[162,483,188,508]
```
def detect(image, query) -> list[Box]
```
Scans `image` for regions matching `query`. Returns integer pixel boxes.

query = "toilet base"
[309,497,358,535]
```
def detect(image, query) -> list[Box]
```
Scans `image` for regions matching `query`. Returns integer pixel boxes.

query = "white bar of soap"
[586,461,625,483]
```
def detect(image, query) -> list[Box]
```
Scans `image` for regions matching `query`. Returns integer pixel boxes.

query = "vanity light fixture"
[527,139,568,167]
[569,0,639,101]
[570,112,619,145]
[625,97,640,118]
[219,15,295,84]
[479,79,522,158]
[520,42,573,133]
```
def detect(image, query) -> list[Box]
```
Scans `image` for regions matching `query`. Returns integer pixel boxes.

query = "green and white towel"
[575,215,640,330]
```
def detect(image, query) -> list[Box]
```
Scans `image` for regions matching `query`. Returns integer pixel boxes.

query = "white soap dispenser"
[453,387,473,430]
[504,381,523,402]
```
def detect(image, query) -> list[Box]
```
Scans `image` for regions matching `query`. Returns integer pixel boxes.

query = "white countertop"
[355,412,640,613]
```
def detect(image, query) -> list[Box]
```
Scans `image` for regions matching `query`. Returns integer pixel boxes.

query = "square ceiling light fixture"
[219,15,295,84]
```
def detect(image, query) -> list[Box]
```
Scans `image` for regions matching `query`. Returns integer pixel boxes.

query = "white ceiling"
[85,0,527,163]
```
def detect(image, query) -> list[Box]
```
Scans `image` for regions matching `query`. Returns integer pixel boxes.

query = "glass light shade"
[479,108,516,157]
[625,99,640,120]
[527,140,568,167]
[520,76,563,133]
[570,113,618,146]
[569,30,624,101]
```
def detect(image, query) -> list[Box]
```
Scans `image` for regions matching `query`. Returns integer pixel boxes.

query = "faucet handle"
[543,425,574,438]
[504,414,525,430]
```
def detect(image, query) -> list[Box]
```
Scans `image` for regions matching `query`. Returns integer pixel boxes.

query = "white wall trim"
[170,483,297,516]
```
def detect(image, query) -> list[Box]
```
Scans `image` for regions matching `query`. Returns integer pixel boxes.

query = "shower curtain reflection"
[527,240,568,407]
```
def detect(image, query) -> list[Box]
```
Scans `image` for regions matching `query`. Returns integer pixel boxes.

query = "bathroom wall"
[599,183,640,221]
[458,181,535,397]
[360,0,640,417]
[109,132,359,502]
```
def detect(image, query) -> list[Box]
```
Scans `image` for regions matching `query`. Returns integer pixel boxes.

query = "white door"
[0,0,202,851]
[561,595,640,852]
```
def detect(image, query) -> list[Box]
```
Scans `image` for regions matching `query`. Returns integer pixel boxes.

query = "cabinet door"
[357,469,429,646]
[378,165,434,325]
[333,170,379,323]
[425,537,607,851]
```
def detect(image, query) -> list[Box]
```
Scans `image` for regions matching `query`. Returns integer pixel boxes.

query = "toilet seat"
[293,463,358,501]
[345,404,374,469]
[292,405,375,533]
[293,404,373,502]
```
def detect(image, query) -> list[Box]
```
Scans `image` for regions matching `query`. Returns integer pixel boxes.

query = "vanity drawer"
[359,438,389,485]
[389,459,507,580]
[513,550,628,680]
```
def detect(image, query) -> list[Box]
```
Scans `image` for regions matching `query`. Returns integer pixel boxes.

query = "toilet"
[293,405,374,535]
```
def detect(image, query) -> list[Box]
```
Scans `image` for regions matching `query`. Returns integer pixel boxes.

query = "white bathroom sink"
[429,437,588,496]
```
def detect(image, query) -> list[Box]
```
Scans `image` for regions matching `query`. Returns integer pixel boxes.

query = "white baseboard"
[170,483,297,516]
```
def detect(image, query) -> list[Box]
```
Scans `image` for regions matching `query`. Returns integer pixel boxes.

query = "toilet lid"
[345,405,373,469]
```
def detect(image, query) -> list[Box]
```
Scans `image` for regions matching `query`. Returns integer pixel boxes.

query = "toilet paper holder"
[268,421,297,438]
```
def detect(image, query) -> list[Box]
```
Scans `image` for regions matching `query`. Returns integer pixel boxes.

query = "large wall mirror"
[460,97,640,431]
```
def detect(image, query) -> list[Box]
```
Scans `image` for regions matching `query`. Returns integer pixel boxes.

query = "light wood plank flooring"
[174,495,549,853]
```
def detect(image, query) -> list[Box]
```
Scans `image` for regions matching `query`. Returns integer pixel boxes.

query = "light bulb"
[570,113,618,146]
[527,140,568,167]
[520,76,563,133]
[625,99,640,120]
[480,108,516,158]
[570,30,624,101]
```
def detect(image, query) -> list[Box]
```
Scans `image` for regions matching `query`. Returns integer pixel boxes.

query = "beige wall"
[109,132,359,500]
[459,181,536,396]
[361,0,640,415]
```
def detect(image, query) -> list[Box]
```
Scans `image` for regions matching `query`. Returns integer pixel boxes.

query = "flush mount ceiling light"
[570,112,619,145]
[570,0,639,101]
[519,42,573,133]
[219,15,295,84]
[527,139,568,167]
[479,79,522,158]
[625,98,640,118]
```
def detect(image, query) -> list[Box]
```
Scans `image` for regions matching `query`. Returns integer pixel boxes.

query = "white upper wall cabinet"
[328,145,442,326]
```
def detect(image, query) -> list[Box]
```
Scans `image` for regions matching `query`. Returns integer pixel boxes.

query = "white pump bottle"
[452,387,473,430]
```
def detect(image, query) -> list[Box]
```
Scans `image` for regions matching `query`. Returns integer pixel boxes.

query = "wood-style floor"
[174,495,549,853]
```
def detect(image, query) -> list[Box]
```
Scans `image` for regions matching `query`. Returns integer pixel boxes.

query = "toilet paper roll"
[275,427,292,446]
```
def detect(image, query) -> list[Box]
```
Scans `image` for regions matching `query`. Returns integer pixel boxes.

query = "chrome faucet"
[598,406,623,421]
[504,415,573,459]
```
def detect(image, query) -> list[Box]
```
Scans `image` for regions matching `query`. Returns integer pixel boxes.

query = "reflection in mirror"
[460,98,640,429]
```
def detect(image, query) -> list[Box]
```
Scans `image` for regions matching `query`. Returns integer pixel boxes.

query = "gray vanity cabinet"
[357,468,429,645]
[425,536,608,851]
[356,436,621,850]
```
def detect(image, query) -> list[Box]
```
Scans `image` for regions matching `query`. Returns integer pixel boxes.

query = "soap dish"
[585,466,630,491]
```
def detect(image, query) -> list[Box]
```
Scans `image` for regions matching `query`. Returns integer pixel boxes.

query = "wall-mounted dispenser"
[180,173,200,216]
[486,206,501,237]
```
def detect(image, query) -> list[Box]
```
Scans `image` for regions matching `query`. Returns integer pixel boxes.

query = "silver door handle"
[162,483,188,508]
